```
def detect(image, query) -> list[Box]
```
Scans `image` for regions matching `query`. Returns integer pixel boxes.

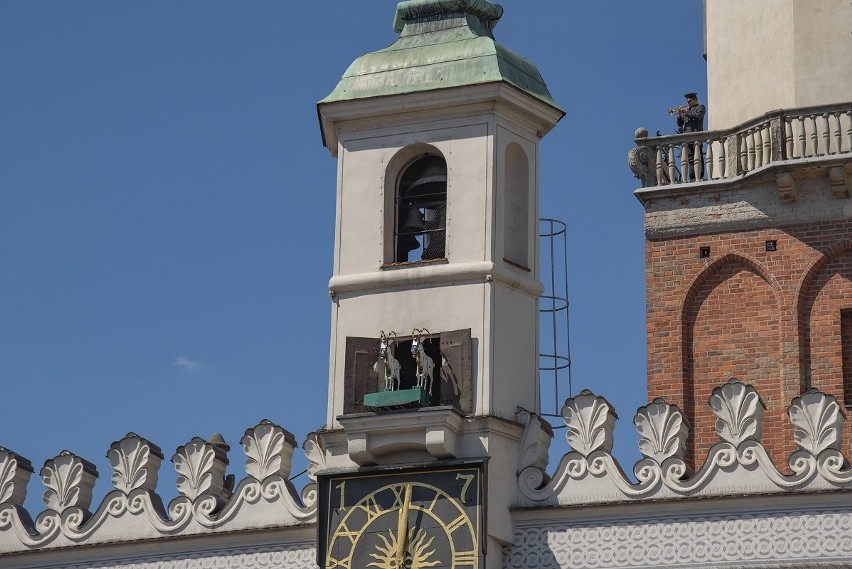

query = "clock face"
[318,463,484,569]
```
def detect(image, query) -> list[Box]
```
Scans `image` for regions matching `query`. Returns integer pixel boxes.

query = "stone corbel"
[828,166,849,199]
[776,171,796,203]
[338,407,463,465]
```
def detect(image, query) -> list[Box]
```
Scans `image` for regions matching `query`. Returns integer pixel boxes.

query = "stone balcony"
[629,102,852,201]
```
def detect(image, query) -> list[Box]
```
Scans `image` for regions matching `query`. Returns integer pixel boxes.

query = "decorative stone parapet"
[517,379,852,507]
[0,448,33,509]
[0,419,318,554]
[629,102,852,189]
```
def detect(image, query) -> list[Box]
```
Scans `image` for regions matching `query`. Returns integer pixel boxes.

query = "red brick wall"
[646,220,852,472]
[843,309,852,406]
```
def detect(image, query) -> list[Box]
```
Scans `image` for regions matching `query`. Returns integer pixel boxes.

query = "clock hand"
[396,483,413,563]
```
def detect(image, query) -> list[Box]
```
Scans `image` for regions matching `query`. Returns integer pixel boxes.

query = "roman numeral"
[325,555,349,568]
[453,549,478,567]
[358,495,385,521]
[445,513,468,533]
[390,484,407,508]
[335,521,359,544]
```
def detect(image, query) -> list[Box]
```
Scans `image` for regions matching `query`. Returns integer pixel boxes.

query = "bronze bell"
[400,207,425,235]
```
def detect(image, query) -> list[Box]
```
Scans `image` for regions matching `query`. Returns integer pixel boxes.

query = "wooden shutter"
[439,329,472,414]
[343,336,380,415]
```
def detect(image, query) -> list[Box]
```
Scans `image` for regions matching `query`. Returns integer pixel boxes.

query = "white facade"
[705,0,852,130]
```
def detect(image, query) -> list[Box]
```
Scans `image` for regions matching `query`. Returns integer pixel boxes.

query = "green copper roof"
[319,0,562,112]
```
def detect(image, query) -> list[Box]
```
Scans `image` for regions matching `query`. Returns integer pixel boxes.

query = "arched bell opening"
[395,155,447,263]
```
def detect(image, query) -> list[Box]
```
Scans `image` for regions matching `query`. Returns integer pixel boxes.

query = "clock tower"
[314,2,563,567]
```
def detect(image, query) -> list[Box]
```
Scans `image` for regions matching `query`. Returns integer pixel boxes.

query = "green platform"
[364,387,429,410]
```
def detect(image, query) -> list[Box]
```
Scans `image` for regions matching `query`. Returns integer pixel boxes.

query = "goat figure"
[411,330,435,395]
[373,331,401,391]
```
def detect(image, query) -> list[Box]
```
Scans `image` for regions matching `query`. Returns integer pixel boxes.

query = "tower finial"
[393,0,504,33]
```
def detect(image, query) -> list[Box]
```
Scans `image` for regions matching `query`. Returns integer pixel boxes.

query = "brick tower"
[631,0,852,471]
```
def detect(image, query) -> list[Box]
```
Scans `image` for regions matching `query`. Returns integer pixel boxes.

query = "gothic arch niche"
[797,241,852,406]
[383,146,448,264]
[682,254,782,468]
[503,142,530,268]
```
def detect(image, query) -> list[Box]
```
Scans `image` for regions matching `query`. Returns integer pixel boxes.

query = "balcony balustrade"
[629,102,852,189]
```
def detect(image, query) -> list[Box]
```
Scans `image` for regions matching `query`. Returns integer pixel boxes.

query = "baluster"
[667,144,676,184]
[754,127,763,168]
[821,113,831,154]
[846,110,852,152]
[719,136,727,179]
[832,112,842,154]
[747,128,756,171]
[739,133,749,173]
[798,116,807,158]
[680,141,688,182]
[690,141,700,181]
[810,115,819,156]
[706,138,715,180]
[785,117,794,158]
[655,147,665,185]
[763,124,772,164]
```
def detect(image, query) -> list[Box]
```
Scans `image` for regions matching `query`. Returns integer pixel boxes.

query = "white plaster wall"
[334,121,491,276]
[495,125,539,277]
[706,0,795,130]
[491,283,539,418]
[706,0,852,131]
[792,0,852,108]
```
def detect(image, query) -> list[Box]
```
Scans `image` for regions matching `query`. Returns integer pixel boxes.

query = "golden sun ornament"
[367,528,440,569]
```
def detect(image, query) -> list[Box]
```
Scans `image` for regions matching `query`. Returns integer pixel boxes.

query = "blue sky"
[1,1,706,512]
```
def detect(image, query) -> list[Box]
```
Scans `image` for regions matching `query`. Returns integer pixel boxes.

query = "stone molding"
[0,420,318,554]
[505,505,852,569]
[516,380,852,507]
[1,541,318,569]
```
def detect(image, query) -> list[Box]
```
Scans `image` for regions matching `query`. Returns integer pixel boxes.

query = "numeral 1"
[335,481,346,510]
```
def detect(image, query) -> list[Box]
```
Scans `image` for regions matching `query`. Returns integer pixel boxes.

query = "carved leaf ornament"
[241,420,296,481]
[634,398,688,463]
[173,438,222,501]
[561,390,617,456]
[0,448,33,506]
[108,433,163,494]
[516,408,551,473]
[0,451,18,505]
[709,379,765,445]
[41,451,97,512]
[303,432,326,483]
[788,389,844,456]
